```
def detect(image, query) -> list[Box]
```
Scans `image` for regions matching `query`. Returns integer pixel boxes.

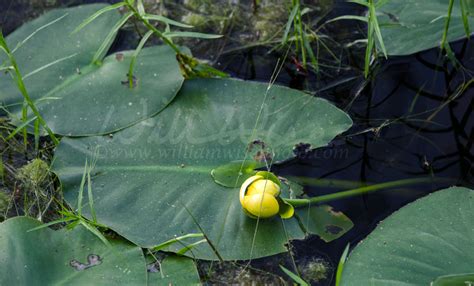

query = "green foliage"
[0,5,185,136]
[147,256,201,285]
[341,187,474,285]
[375,0,473,55]
[280,265,309,286]
[0,216,147,285]
[52,78,353,260]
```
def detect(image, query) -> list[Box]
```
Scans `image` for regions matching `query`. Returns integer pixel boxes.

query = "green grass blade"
[162,31,222,39]
[79,220,111,247]
[279,265,309,286]
[282,4,299,45]
[441,0,455,50]
[72,2,126,34]
[364,24,375,78]
[6,116,37,140]
[77,160,88,216]
[325,15,368,25]
[370,3,387,58]
[151,233,204,251]
[33,118,40,152]
[143,14,193,28]
[92,12,133,64]
[27,217,77,232]
[460,0,471,37]
[12,13,69,53]
[86,163,97,223]
[136,0,146,16]
[176,239,207,255]
[0,32,59,145]
[23,53,78,79]
[335,243,350,286]
[128,30,153,88]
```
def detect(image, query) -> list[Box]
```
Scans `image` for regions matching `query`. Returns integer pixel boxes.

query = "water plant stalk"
[284,177,438,207]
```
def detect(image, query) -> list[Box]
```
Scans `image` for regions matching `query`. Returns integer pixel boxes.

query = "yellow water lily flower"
[239,171,294,219]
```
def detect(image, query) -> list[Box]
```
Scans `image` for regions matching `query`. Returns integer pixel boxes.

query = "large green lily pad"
[378,0,474,55]
[0,216,147,285]
[53,78,353,260]
[341,186,474,285]
[0,4,184,136]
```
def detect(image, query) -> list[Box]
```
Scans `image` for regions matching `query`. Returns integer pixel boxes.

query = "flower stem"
[284,177,448,208]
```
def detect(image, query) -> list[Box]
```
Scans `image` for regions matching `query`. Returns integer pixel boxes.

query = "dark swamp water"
[1,0,473,284]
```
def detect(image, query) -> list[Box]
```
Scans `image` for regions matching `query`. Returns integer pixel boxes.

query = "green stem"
[125,3,181,54]
[284,177,441,208]
[440,0,455,50]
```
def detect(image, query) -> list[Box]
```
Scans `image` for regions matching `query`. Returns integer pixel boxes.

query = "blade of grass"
[27,217,77,232]
[279,265,309,286]
[143,14,193,28]
[128,30,153,88]
[151,233,204,251]
[282,4,299,45]
[12,13,69,53]
[92,12,133,64]
[176,239,207,255]
[23,53,78,79]
[86,162,97,223]
[136,0,145,16]
[441,0,455,50]
[5,116,37,140]
[0,32,59,145]
[162,31,222,39]
[335,243,350,286]
[460,0,471,37]
[77,160,88,217]
[79,220,111,247]
[72,2,126,34]
[369,1,387,58]
[324,15,368,25]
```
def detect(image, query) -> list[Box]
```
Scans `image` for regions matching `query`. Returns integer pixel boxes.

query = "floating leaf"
[147,256,200,285]
[211,160,265,188]
[296,205,354,242]
[0,216,146,285]
[53,78,353,260]
[341,187,474,285]
[377,0,474,55]
[0,4,184,136]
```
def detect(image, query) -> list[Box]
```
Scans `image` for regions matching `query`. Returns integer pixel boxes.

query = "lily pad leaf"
[53,78,353,260]
[377,0,474,55]
[0,4,184,136]
[0,216,147,285]
[147,256,200,286]
[295,205,353,242]
[211,160,265,188]
[432,273,474,286]
[341,187,474,286]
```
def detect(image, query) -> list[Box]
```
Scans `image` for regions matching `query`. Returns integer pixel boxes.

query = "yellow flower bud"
[239,171,293,219]
[243,193,279,218]
[247,179,280,197]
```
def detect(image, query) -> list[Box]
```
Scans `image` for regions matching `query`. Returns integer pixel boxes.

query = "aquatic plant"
[340,187,474,285]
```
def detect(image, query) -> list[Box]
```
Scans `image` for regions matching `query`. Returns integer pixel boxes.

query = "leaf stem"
[125,3,181,54]
[284,177,441,208]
